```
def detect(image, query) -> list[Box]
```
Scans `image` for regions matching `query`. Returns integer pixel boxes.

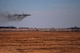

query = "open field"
[0,31,80,53]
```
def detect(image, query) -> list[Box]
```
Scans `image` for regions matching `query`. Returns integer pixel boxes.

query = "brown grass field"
[0,31,80,53]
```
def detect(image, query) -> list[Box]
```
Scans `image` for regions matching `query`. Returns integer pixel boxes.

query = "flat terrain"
[0,31,80,53]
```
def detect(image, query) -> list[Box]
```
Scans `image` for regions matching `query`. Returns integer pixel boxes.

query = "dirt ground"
[0,31,80,53]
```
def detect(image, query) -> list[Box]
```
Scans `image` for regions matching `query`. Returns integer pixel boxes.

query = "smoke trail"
[0,12,9,24]
[0,12,30,25]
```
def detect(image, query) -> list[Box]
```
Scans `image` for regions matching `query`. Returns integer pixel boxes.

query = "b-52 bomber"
[13,14,31,17]
[0,13,31,21]
[7,13,31,21]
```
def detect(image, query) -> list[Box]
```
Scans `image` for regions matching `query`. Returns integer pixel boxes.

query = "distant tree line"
[69,26,80,32]
[0,26,16,29]
[0,26,80,32]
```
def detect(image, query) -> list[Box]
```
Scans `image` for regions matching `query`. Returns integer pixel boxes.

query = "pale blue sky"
[0,0,80,28]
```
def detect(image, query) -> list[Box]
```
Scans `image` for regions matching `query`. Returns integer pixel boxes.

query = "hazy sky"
[0,0,80,28]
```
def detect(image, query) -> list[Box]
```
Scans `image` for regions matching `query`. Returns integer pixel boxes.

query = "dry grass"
[0,31,80,53]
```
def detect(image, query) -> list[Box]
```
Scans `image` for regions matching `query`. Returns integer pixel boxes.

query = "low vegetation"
[0,31,80,53]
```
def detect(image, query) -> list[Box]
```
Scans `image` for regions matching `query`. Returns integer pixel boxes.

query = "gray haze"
[0,12,27,25]
[0,0,80,28]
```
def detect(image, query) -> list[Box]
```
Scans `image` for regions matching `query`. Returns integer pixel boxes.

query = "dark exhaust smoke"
[0,12,30,25]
